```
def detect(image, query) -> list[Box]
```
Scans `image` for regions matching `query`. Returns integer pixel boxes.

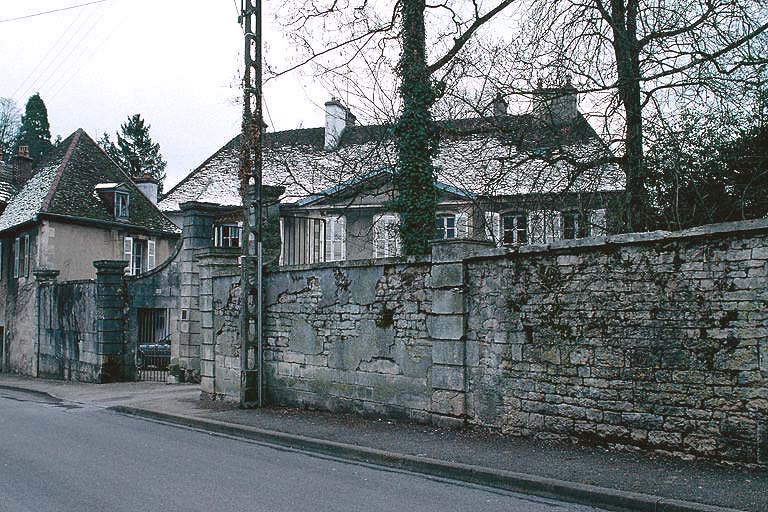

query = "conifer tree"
[17,93,52,162]
[101,114,167,192]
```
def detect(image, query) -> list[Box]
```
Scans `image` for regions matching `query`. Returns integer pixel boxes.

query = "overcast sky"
[1,1,331,190]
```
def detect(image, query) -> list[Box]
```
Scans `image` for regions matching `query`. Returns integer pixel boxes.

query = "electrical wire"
[0,0,108,24]
[9,4,91,102]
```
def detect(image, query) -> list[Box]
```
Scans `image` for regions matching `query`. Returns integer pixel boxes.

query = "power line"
[10,4,91,102]
[0,0,108,24]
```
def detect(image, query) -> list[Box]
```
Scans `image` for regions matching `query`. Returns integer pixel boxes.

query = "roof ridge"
[41,130,83,213]
[161,134,240,202]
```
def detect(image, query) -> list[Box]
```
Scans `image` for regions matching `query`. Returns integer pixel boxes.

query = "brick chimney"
[135,173,159,204]
[13,145,35,188]
[324,98,356,151]
[532,78,578,125]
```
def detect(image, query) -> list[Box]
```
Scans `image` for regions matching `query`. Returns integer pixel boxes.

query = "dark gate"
[136,308,170,382]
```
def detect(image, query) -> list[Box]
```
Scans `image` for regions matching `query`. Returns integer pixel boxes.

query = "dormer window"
[115,191,130,219]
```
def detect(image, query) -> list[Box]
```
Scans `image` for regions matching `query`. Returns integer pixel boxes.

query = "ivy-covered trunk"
[394,0,438,255]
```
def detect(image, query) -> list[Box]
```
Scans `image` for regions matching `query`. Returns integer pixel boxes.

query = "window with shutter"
[23,235,29,277]
[324,215,346,261]
[373,213,400,258]
[147,239,156,270]
[13,237,20,278]
[124,236,134,275]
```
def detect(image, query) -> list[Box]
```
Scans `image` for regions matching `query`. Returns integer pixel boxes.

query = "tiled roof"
[0,129,179,235]
[159,113,623,212]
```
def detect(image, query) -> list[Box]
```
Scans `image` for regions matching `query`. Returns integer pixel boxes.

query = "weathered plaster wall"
[465,225,768,464]
[39,220,175,281]
[213,259,435,420]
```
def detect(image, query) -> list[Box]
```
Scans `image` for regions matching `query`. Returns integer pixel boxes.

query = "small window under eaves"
[115,191,130,219]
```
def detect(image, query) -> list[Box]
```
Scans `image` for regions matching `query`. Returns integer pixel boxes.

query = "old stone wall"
[37,280,100,381]
[205,219,767,465]
[465,224,768,465]
[219,259,434,420]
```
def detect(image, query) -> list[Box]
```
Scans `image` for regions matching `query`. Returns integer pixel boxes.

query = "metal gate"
[136,308,170,382]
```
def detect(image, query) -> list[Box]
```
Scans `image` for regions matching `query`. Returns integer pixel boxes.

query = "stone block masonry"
[206,218,768,466]
[465,221,768,465]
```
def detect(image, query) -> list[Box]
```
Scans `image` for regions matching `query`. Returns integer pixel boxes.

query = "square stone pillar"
[428,239,494,427]
[32,268,60,378]
[196,248,240,397]
[94,260,128,382]
[177,202,218,374]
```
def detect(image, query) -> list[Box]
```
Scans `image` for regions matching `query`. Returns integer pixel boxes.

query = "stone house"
[0,129,179,377]
[159,86,624,264]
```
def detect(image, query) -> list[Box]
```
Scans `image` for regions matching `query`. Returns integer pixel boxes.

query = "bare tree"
[495,0,768,230]
[0,97,21,160]
[272,0,518,254]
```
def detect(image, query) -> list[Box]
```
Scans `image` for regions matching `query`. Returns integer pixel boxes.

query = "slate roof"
[0,160,16,205]
[0,129,179,235]
[159,112,623,212]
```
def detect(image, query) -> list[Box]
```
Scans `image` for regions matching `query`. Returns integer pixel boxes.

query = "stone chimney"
[135,173,159,204]
[324,98,355,151]
[532,78,578,125]
[492,93,508,117]
[13,145,35,188]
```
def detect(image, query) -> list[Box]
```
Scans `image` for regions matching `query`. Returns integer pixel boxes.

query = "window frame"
[434,214,457,240]
[561,210,580,240]
[214,223,242,249]
[13,235,30,279]
[114,191,130,219]
[501,212,528,245]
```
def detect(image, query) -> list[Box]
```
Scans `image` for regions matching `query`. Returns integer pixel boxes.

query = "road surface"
[0,388,607,512]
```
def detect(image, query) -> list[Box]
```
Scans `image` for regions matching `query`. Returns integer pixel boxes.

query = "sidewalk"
[1,375,764,512]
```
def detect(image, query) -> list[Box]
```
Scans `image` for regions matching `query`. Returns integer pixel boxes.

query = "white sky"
[0,1,331,190]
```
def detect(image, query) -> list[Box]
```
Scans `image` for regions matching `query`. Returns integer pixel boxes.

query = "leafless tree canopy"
[0,97,21,159]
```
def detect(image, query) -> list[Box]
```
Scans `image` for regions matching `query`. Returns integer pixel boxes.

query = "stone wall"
[465,223,768,465]
[253,259,433,420]
[37,277,100,381]
[204,219,768,465]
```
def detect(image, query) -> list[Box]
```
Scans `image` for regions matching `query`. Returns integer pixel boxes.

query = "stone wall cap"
[93,260,129,270]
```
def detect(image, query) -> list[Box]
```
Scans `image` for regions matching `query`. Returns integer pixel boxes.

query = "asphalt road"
[0,389,607,512]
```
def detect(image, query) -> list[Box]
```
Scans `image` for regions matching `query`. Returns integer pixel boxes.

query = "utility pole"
[238,0,264,408]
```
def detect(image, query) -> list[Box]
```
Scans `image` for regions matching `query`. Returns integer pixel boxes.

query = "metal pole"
[238,0,264,408]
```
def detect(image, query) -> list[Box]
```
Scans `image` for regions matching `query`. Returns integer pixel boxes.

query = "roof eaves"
[289,166,394,207]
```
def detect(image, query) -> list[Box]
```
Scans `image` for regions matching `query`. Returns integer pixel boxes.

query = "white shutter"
[455,212,469,238]
[214,225,221,247]
[590,209,607,236]
[13,237,19,278]
[124,236,134,275]
[279,218,285,265]
[334,215,346,260]
[23,235,30,277]
[373,214,386,258]
[324,217,334,262]
[147,239,156,270]
[484,212,500,246]
[373,213,399,258]
[547,212,561,243]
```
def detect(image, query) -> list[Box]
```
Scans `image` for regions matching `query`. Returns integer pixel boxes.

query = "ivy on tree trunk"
[394,0,439,255]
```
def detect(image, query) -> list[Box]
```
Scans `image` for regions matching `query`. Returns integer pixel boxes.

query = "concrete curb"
[109,406,745,512]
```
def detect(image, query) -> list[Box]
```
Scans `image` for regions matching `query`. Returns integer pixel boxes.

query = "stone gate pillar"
[94,260,128,382]
[32,268,60,378]
[428,239,493,427]
[196,248,240,398]
[177,202,217,374]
